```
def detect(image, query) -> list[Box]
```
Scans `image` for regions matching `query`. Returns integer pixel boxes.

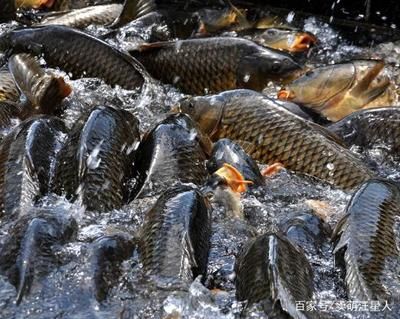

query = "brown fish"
[278,60,395,121]
[8,54,71,116]
[178,89,375,190]
[130,37,302,95]
[0,67,19,103]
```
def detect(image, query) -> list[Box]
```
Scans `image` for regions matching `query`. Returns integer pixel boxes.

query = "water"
[1,3,400,319]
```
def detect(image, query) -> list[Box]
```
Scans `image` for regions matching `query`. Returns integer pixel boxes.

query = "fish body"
[130,37,301,95]
[0,25,146,90]
[235,232,315,319]
[278,60,394,121]
[327,107,400,155]
[0,207,77,304]
[207,138,263,186]
[179,89,374,190]
[129,113,210,200]
[138,185,211,283]
[8,53,71,116]
[39,4,122,28]
[333,179,400,301]
[0,116,65,218]
[53,106,140,212]
[89,233,134,301]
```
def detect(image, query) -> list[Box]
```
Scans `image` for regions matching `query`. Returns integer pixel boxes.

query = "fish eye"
[266,29,278,37]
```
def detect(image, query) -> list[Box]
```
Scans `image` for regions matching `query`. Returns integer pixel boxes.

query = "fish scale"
[139,186,211,282]
[129,113,209,200]
[0,26,146,90]
[181,90,374,190]
[333,179,400,301]
[53,106,140,212]
[0,117,65,219]
[0,68,19,103]
[131,37,298,95]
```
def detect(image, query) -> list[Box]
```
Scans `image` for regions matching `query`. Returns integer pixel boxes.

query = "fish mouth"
[214,163,253,193]
[277,88,295,100]
[290,33,317,52]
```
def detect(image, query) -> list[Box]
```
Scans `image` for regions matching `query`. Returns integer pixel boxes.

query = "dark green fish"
[235,232,315,319]
[138,185,211,283]
[178,89,374,191]
[327,107,400,156]
[129,113,211,200]
[88,233,134,302]
[0,207,77,304]
[0,25,146,90]
[53,106,140,212]
[333,179,400,301]
[207,138,263,186]
[8,53,72,116]
[130,37,301,95]
[0,116,65,219]
[278,211,330,255]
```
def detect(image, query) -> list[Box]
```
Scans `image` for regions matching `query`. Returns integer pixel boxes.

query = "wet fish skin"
[278,210,330,255]
[129,113,210,200]
[278,60,393,121]
[179,89,374,191]
[138,185,211,282]
[0,116,66,219]
[39,4,123,28]
[53,106,140,212]
[207,138,263,186]
[0,25,146,90]
[130,37,301,95]
[251,27,317,53]
[8,53,71,116]
[327,107,400,155]
[0,207,77,304]
[88,233,134,302]
[235,232,314,319]
[333,179,400,301]
[0,101,17,130]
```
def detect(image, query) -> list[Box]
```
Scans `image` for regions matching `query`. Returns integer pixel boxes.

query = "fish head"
[175,95,225,137]
[255,28,317,53]
[277,63,356,108]
[239,49,303,90]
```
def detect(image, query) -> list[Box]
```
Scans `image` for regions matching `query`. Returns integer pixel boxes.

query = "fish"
[0,101,16,130]
[278,60,395,121]
[235,232,315,319]
[8,53,72,116]
[53,106,140,212]
[251,27,317,53]
[278,210,331,255]
[138,185,211,283]
[128,113,211,200]
[0,25,146,90]
[0,206,77,304]
[0,116,66,219]
[327,107,400,156]
[332,179,400,301]
[39,0,155,29]
[207,138,263,186]
[129,37,302,95]
[88,233,134,302]
[178,89,375,191]
[0,67,19,103]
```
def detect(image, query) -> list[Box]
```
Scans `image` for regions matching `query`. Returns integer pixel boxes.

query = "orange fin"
[214,163,253,193]
[261,162,285,176]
